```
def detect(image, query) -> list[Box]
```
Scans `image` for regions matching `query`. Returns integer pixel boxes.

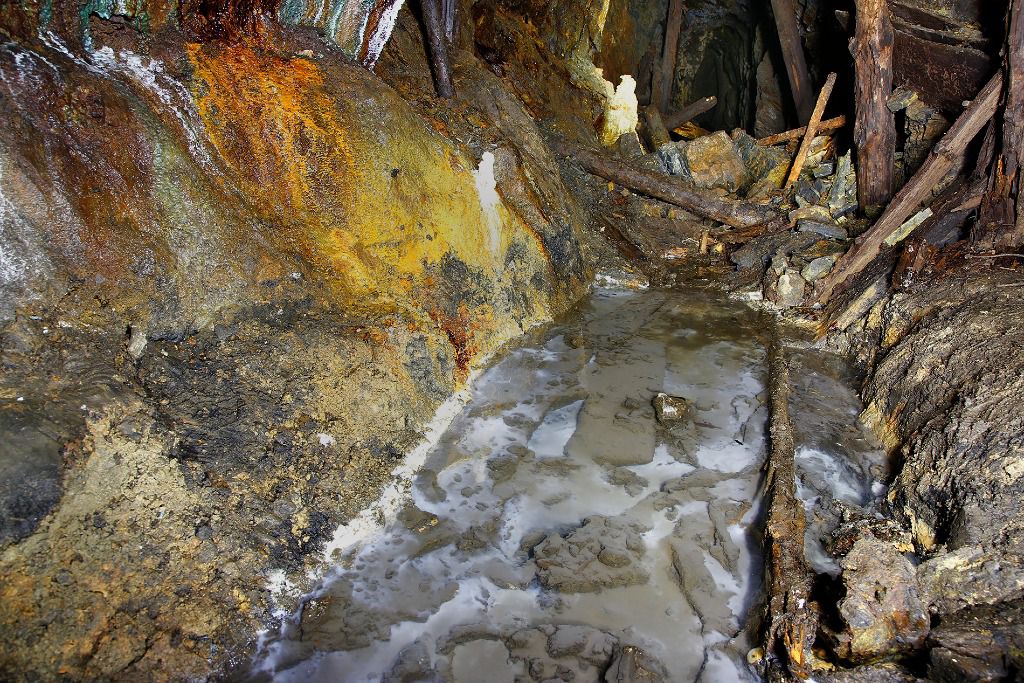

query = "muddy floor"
[249,285,885,682]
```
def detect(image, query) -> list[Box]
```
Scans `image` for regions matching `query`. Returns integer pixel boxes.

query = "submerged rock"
[604,644,667,682]
[838,537,929,662]
[533,516,648,592]
[652,393,689,423]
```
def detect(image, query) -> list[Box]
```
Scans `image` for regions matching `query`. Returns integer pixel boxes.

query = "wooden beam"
[760,332,818,680]
[814,72,1003,306]
[553,142,782,229]
[654,0,685,112]
[663,96,718,131]
[785,72,837,188]
[756,115,847,146]
[421,0,455,98]
[852,0,897,213]
[770,0,814,123]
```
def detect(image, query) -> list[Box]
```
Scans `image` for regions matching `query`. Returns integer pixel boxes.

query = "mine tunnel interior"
[1,0,1023,680]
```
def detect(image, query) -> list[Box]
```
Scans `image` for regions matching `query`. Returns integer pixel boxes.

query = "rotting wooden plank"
[554,142,783,229]
[785,72,838,189]
[654,0,685,113]
[814,72,1002,306]
[756,116,847,146]
[852,0,897,212]
[761,329,818,681]
[769,0,814,123]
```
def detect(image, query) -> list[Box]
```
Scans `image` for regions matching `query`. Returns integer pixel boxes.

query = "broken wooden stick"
[769,0,814,123]
[814,72,1003,305]
[554,142,782,229]
[761,329,818,681]
[852,0,897,212]
[757,116,846,146]
[421,0,455,98]
[664,96,718,131]
[784,72,838,189]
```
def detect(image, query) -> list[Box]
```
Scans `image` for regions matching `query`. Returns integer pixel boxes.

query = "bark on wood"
[421,0,455,98]
[769,0,814,123]
[555,143,781,229]
[814,72,1002,306]
[975,0,1024,250]
[654,0,684,113]
[761,331,818,681]
[663,96,718,131]
[785,72,838,189]
[756,116,847,146]
[852,0,897,213]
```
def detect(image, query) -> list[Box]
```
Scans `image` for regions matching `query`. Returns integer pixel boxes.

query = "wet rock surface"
[837,537,929,662]
[0,5,597,679]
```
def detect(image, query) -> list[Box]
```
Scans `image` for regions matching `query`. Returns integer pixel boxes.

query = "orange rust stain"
[185,41,370,292]
[429,303,480,383]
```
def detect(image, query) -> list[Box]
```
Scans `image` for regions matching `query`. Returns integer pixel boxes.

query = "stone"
[652,393,689,423]
[837,537,929,662]
[926,600,1024,683]
[767,270,806,309]
[677,131,748,192]
[655,142,686,176]
[600,76,639,147]
[797,218,848,240]
[801,256,837,283]
[534,516,648,592]
[828,152,859,219]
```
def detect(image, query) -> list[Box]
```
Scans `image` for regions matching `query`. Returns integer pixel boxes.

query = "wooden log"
[756,115,847,146]
[421,0,455,98]
[663,96,718,131]
[976,0,1024,250]
[814,72,1003,306]
[785,72,838,189]
[761,331,818,681]
[654,0,685,112]
[770,0,814,123]
[554,142,782,229]
[852,0,897,213]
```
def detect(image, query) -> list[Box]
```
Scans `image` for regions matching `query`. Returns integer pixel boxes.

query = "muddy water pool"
[254,287,885,682]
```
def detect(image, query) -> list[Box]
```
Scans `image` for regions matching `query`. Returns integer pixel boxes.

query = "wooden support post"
[553,142,783,229]
[814,73,1003,306]
[663,96,718,131]
[761,330,818,680]
[769,0,814,124]
[976,0,1024,250]
[852,0,897,213]
[421,0,455,98]
[785,72,837,188]
[654,0,684,112]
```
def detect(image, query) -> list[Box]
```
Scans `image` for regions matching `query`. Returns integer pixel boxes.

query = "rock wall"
[0,0,607,678]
